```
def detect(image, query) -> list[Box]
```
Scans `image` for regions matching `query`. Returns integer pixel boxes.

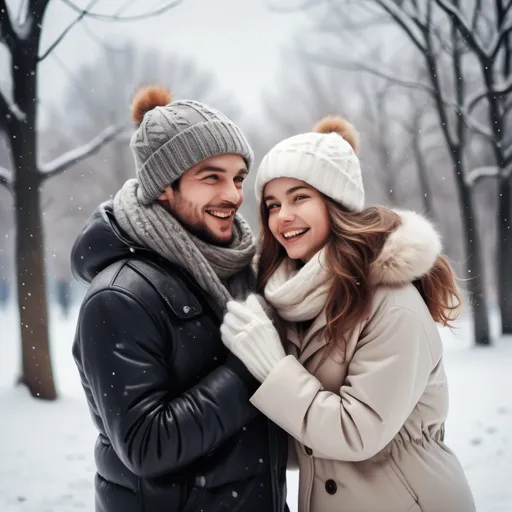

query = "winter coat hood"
[70,201,144,285]
[371,209,443,286]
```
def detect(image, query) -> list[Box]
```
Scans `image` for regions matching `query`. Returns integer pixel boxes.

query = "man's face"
[159,154,248,246]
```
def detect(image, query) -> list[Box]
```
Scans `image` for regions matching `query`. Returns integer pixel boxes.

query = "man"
[71,85,288,512]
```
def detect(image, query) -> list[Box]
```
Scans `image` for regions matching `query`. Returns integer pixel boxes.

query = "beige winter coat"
[251,211,475,512]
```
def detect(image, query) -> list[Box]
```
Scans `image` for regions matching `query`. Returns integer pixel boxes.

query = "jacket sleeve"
[249,306,433,462]
[76,289,258,478]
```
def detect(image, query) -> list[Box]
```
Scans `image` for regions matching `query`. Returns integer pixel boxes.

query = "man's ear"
[158,187,173,202]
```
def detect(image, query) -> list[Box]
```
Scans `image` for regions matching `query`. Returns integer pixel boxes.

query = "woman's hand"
[221,294,286,383]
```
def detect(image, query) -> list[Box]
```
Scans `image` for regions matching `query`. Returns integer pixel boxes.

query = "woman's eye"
[267,203,279,211]
[295,195,308,201]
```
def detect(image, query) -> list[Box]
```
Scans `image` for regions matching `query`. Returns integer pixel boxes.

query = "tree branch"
[0,89,13,132]
[38,0,99,62]
[490,23,512,60]
[0,87,26,124]
[305,50,495,140]
[505,147,512,167]
[465,166,500,186]
[0,165,12,193]
[465,76,512,113]
[0,0,17,52]
[369,0,427,53]
[302,51,439,97]
[60,0,186,22]
[471,0,482,30]
[504,97,512,116]
[434,0,489,63]
[39,124,127,181]
[503,0,512,24]
[459,108,496,138]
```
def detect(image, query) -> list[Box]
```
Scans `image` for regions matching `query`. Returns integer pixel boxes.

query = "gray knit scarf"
[113,179,256,319]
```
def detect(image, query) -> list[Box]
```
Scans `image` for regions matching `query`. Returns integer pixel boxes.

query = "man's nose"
[220,182,242,205]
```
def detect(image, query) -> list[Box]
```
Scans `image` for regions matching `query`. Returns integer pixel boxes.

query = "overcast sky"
[22,0,310,124]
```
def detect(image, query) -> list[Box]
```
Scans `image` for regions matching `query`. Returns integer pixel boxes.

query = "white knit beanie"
[255,116,364,212]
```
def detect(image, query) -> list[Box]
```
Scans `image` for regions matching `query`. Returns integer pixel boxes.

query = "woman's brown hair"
[257,199,462,355]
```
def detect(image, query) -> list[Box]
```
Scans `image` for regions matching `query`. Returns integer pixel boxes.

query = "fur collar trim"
[371,210,442,286]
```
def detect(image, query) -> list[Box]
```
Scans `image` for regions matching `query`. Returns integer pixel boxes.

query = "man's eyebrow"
[194,166,248,175]
[194,166,227,175]
[263,186,309,202]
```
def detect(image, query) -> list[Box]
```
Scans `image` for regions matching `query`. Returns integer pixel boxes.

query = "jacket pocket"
[381,456,419,508]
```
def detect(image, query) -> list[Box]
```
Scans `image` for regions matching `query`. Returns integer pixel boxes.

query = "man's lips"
[205,208,235,219]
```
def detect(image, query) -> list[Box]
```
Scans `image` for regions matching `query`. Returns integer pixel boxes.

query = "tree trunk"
[411,132,435,218]
[10,24,56,399]
[459,181,491,345]
[12,136,56,399]
[497,178,512,333]
[480,55,510,335]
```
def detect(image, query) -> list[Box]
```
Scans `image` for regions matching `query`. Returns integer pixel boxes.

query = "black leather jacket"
[71,202,288,512]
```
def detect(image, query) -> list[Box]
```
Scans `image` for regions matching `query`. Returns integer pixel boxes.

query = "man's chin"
[189,223,234,247]
[208,229,234,247]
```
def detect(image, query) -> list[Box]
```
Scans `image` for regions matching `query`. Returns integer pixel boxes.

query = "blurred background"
[1,0,511,511]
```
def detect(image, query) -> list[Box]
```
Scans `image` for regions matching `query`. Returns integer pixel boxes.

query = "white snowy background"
[1,302,511,512]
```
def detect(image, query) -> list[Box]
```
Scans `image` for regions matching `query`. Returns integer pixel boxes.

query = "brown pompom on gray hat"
[130,85,254,204]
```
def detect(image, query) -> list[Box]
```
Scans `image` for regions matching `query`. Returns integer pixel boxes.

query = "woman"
[220,117,475,512]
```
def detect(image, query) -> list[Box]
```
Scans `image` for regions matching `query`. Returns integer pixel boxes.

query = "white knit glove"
[221,294,286,383]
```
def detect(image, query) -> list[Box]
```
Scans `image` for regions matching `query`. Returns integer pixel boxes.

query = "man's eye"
[204,175,219,181]
[235,176,246,183]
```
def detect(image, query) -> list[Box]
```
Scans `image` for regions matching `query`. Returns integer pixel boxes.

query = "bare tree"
[0,0,185,400]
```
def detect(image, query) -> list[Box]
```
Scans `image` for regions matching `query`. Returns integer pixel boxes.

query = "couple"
[71,85,475,512]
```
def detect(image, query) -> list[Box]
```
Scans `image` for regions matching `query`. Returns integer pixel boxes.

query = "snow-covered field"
[1,302,511,511]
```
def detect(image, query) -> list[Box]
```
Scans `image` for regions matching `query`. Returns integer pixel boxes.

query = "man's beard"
[185,221,234,247]
[163,197,235,247]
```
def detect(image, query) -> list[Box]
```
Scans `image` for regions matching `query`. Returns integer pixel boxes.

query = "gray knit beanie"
[130,85,254,204]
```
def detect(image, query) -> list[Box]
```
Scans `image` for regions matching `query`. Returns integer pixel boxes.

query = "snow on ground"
[1,302,511,511]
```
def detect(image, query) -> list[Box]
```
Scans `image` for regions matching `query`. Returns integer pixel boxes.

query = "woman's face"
[263,177,330,262]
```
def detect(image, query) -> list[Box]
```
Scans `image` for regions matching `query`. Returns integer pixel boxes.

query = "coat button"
[325,479,337,495]
[305,447,313,455]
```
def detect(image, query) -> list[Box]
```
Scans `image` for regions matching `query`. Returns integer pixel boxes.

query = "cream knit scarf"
[264,249,332,324]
